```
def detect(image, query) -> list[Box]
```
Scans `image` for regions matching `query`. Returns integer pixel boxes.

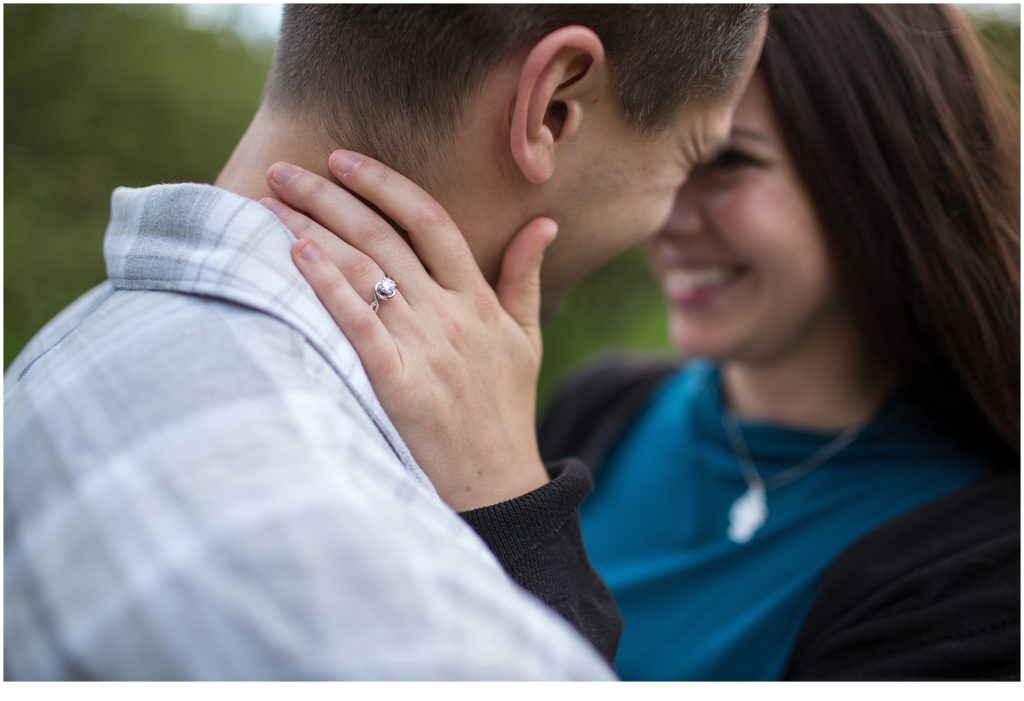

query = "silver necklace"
[722,410,862,544]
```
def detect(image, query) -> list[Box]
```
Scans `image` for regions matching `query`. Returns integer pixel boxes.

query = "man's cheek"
[644,195,677,243]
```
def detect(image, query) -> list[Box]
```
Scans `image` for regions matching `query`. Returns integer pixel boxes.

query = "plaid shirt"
[4,183,614,680]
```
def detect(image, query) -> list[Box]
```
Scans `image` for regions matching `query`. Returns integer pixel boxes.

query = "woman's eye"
[711,149,757,170]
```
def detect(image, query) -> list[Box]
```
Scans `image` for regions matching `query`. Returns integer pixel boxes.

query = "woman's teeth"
[666,265,743,292]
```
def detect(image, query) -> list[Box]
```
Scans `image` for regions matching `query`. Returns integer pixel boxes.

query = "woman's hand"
[260,151,557,512]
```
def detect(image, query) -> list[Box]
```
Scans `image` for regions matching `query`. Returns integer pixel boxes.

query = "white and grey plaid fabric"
[4,183,615,680]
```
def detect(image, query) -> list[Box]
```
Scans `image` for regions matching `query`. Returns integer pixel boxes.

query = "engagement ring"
[370,276,398,312]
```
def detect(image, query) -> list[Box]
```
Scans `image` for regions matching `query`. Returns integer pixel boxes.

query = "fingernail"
[270,163,299,186]
[543,229,558,252]
[332,151,361,176]
[298,240,321,264]
[260,198,287,218]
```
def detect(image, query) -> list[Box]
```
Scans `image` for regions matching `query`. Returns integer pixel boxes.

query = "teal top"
[579,361,989,680]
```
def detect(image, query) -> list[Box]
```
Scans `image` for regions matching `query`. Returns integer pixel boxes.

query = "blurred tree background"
[4,4,271,370]
[4,5,1020,407]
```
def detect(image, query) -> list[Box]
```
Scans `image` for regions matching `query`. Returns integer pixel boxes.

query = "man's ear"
[510,26,606,185]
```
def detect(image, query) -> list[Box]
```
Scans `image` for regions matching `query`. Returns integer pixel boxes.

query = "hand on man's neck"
[213,99,540,292]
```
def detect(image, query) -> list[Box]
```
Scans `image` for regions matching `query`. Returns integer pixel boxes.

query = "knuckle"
[287,214,316,237]
[415,201,452,233]
[358,219,394,247]
[343,254,378,283]
[469,286,499,320]
[296,171,324,200]
[349,309,378,338]
[311,174,331,198]
[426,344,457,378]
[436,307,467,347]
[363,160,390,189]
[319,273,349,301]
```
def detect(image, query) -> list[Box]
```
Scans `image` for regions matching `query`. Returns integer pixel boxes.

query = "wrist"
[443,454,550,512]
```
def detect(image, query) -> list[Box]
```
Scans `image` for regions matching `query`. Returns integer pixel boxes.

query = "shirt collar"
[104,183,436,495]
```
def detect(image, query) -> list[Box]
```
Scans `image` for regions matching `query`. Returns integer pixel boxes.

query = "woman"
[541,5,1021,680]
[263,6,1019,679]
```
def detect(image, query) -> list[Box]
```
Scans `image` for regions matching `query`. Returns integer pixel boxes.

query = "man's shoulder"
[4,188,617,680]
[5,285,386,468]
[4,285,614,681]
[11,283,324,394]
[5,281,117,385]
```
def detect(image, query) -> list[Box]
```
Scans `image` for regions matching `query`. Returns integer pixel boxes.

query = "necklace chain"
[721,410,862,492]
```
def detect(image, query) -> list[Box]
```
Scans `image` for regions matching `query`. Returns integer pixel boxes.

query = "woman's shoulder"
[788,468,1021,680]
[538,353,704,467]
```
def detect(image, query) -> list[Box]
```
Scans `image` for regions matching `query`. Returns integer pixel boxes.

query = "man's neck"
[214,104,333,202]
[214,102,532,291]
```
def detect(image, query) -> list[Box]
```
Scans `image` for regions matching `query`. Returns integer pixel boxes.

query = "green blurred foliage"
[538,248,673,407]
[977,12,1021,86]
[4,5,1020,408]
[4,4,272,367]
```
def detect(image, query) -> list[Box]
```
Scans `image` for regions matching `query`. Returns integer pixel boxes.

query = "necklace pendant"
[728,481,768,544]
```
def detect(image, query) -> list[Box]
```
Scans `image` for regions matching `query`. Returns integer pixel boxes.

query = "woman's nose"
[659,185,705,240]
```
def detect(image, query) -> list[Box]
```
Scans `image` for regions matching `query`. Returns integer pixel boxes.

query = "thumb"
[496,217,558,349]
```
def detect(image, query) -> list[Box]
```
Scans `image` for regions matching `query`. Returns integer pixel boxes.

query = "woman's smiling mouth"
[664,265,749,304]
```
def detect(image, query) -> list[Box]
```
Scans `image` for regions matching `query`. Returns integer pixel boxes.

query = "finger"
[262,197,393,307]
[291,239,404,383]
[328,150,485,291]
[266,162,430,289]
[495,217,557,352]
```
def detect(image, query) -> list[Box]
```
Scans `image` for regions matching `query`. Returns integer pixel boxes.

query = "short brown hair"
[265,4,766,177]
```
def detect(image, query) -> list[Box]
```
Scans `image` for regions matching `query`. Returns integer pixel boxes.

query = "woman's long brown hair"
[762,5,1020,465]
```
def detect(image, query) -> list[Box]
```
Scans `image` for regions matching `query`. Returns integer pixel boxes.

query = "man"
[5,5,766,680]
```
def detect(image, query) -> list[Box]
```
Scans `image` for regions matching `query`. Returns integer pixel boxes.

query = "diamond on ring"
[375,277,397,300]
[370,276,398,312]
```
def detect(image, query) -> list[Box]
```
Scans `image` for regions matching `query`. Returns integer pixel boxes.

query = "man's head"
[259,5,767,308]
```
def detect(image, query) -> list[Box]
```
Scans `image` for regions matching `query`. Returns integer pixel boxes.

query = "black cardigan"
[462,355,1020,679]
